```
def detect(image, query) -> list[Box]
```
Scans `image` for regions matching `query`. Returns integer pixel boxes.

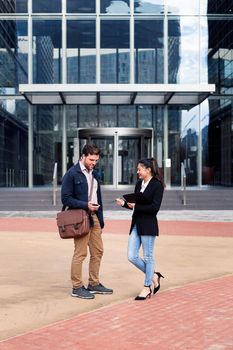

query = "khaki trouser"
[71,213,104,288]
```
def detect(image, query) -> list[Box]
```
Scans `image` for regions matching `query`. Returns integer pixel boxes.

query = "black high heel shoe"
[153,272,164,295]
[135,286,152,300]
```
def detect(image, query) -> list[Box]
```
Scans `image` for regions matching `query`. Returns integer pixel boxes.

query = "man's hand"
[88,202,100,211]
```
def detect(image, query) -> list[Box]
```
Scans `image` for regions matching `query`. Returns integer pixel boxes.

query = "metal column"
[28,105,33,188]
[62,105,67,176]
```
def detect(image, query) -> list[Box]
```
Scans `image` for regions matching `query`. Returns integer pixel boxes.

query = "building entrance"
[76,128,153,187]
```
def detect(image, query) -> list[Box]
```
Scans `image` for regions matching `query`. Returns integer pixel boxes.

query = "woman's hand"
[115,198,125,206]
[127,202,135,209]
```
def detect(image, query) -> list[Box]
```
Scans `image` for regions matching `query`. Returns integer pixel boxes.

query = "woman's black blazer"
[127,177,164,236]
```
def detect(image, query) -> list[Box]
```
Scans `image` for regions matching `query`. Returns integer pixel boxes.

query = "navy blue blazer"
[127,177,164,236]
[61,162,104,228]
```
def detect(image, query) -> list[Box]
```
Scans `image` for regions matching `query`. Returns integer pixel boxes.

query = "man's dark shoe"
[71,286,95,299]
[87,283,113,294]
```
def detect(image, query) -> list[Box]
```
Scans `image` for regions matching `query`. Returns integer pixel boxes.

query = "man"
[61,143,113,299]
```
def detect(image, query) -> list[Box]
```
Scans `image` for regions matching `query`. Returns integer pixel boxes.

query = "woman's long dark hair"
[138,158,165,187]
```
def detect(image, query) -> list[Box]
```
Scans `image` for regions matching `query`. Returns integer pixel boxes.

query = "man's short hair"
[82,144,100,157]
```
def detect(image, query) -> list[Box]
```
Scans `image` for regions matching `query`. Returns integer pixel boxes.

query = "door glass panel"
[93,138,114,185]
[79,137,114,185]
[118,137,140,185]
[143,137,152,158]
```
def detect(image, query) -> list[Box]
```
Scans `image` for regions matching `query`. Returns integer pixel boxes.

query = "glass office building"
[0,0,232,188]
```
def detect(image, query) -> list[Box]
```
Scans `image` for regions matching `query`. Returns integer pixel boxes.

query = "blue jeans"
[127,226,156,286]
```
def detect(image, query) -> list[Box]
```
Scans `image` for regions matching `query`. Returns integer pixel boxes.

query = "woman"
[116,158,165,300]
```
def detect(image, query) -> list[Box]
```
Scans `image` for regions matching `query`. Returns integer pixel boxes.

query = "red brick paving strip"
[0,218,233,237]
[0,275,232,350]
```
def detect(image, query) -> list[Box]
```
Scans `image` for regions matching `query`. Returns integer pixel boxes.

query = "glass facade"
[0,0,232,187]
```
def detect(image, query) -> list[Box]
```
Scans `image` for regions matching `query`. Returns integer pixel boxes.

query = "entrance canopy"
[19,84,215,107]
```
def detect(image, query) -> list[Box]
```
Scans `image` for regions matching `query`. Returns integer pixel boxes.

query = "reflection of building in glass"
[101,51,130,83]
[33,37,55,184]
[0,16,28,186]
[181,128,198,185]
[0,1,232,188]
[207,0,233,185]
[34,37,54,83]
[167,18,182,185]
[168,19,180,84]
[0,0,15,13]
[0,19,17,88]
[67,54,96,83]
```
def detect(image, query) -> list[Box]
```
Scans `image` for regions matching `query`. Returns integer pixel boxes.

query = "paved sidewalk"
[0,210,233,221]
[0,276,232,350]
[0,216,233,237]
[0,214,232,349]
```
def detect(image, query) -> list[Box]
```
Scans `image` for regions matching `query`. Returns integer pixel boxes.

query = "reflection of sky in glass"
[175,16,208,85]
[177,17,199,83]
[181,100,210,138]
[167,0,199,14]
[135,0,164,13]
[105,1,130,13]
[200,0,208,15]
[200,17,208,83]
[200,100,210,129]
[181,106,198,138]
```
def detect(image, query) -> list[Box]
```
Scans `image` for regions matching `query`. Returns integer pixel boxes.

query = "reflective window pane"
[67,20,96,83]
[0,99,28,187]
[0,0,27,13]
[168,106,199,185]
[33,105,63,185]
[78,106,98,127]
[67,105,78,131]
[200,0,208,15]
[91,137,114,185]
[201,100,212,185]
[101,20,130,83]
[135,20,164,83]
[33,20,62,83]
[32,0,61,13]
[16,0,27,12]
[118,137,140,185]
[134,0,164,14]
[101,0,130,13]
[168,17,199,83]
[118,106,136,127]
[0,20,28,94]
[208,18,233,94]
[138,106,152,127]
[200,17,208,83]
[67,0,95,13]
[167,0,199,15]
[99,106,117,127]
[206,1,233,14]
[180,108,199,186]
